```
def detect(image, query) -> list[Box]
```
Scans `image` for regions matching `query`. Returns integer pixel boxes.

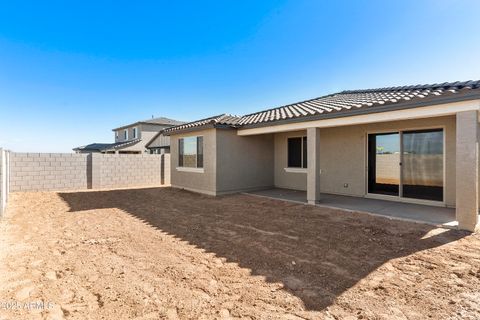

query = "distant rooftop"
[73,139,141,152]
[112,116,185,131]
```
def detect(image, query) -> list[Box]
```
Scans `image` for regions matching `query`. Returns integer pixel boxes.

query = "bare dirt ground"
[0,187,479,320]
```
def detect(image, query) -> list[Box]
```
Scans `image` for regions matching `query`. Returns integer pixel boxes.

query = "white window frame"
[124,129,128,140]
[133,127,138,139]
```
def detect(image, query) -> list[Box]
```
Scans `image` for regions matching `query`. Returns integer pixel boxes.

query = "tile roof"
[112,117,184,131]
[163,114,241,134]
[73,139,141,152]
[73,143,113,152]
[236,80,480,126]
[163,80,480,134]
[143,117,185,126]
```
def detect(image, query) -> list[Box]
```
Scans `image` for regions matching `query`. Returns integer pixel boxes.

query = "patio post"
[455,110,479,232]
[307,127,321,204]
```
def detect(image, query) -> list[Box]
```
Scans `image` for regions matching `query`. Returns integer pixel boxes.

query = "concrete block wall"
[10,153,89,192]
[92,153,164,189]
[7,152,169,192]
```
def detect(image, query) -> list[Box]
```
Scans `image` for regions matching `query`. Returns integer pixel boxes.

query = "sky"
[1,0,480,152]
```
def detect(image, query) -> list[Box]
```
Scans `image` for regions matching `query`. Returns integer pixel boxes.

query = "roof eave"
[163,123,237,136]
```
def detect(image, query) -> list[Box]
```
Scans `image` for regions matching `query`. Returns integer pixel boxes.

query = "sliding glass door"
[402,129,443,201]
[367,128,444,202]
[368,133,400,196]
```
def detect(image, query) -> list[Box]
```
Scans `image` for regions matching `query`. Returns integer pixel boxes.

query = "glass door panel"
[368,132,400,196]
[402,129,443,201]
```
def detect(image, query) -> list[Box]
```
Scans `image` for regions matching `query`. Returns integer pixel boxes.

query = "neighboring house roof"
[163,80,480,134]
[112,117,185,131]
[73,143,113,152]
[163,114,241,134]
[143,117,185,126]
[73,139,141,152]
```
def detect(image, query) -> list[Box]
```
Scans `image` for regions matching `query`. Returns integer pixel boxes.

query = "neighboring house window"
[133,127,138,139]
[178,136,204,168]
[124,129,128,140]
[115,131,119,140]
[287,137,307,168]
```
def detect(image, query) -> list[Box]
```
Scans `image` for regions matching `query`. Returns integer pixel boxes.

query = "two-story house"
[74,117,184,154]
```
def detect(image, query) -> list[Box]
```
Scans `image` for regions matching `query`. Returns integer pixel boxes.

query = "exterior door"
[401,129,443,201]
[368,129,444,202]
[368,132,400,196]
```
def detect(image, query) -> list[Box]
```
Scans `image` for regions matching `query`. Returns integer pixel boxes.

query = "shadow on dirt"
[59,187,467,311]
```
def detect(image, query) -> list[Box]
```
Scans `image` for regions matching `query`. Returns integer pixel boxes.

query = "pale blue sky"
[1,0,479,152]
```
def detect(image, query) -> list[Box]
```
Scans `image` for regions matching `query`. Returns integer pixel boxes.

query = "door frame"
[365,125,447,207]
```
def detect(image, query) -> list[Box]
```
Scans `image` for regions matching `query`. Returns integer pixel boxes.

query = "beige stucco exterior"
[170,128,217,195]
[168,100,480,231]
[171,116,458,205]
[109,123,173,153]
[273,116,457,206]
[170,128,274,195]
[455,111,479,230]
[216,129,273,194]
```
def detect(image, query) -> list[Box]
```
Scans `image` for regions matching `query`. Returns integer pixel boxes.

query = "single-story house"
[163,80,480,232]
[74,117,184,154]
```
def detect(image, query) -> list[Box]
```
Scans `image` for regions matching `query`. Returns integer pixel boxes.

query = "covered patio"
[236,108,480,232]
[246,188,459,228]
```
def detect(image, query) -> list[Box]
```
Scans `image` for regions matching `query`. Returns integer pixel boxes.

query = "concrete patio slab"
[246,188,459,227]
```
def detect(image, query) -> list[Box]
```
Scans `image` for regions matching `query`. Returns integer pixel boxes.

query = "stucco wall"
[170,128,274,195]
[114,124,168,153]
[115,126,138,142]
[274,130,308,191]
[161,154,171,185]
[170,128,217,195]
[216,129,274,194]
[273,116,456,206]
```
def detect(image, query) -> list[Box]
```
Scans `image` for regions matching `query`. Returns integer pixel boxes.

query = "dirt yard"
[0,188,479,320]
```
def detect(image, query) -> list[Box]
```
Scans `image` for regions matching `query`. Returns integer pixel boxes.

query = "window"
[124,129,128,140]
[133,127,138,139]
[115,131,119,140]
[178,136,204,168]
[287,137,307,168]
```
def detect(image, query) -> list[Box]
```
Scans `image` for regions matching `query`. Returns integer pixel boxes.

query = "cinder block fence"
[10,153,90,191]
[0,151,170,215]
